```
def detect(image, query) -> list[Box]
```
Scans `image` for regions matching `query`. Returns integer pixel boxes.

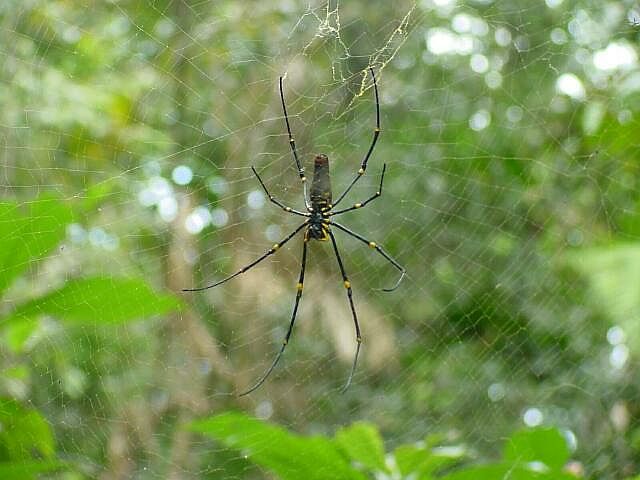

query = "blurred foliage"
[0,398,65,479]
[190,412,577,480]
[1,0,640,478]
[0,195,181,476]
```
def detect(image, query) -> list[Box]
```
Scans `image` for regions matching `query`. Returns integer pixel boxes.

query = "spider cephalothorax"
[184,68,405,395]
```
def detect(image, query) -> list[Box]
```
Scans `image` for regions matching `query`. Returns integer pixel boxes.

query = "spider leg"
[280,76,311,210]
[239,233,308,395]
[332,67,380,208]
[328,230,362,393]
[182,221,308,292]
[330,164,386,216]
[331,221,406,292]
[252,166,310,217]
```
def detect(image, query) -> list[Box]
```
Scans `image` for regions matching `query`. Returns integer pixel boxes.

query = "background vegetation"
[1,0,639,478]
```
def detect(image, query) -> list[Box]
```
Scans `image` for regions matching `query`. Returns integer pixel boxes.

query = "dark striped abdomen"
[310,154,332,208]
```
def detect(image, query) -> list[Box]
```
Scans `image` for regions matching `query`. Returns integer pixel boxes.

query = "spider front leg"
[252,166,310,217]
[328,231,362,393]
[280,76,311,210]
[332,67,380,208]
[331,221,406,292]
[239,233,308,395]
[330,164,386,216]
[182,221,307,292]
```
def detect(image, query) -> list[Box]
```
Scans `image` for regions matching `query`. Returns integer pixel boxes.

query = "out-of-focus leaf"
[80,179,120,213]
[9,277,181,325]
[395,444,431,477]
[0,196,73,297]
[441,427,571,480]
[190,412,366,480]
[0,398,54,461]
[441,463,575,480]
[394,442,465,479]
[335,422,387,473]
[504,427,569,470]
[3,319,39,353]
[0,461,66,479]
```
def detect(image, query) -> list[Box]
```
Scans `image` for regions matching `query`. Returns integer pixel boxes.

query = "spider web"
[1,0,639,478]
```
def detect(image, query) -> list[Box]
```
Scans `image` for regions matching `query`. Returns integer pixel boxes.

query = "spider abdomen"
[310,154,332,209]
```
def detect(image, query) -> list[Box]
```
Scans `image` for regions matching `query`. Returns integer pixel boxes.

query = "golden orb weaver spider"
[184,68,405,395]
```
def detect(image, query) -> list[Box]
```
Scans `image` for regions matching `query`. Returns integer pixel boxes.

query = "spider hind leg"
[328,230,362,392]
[239,235,309,396]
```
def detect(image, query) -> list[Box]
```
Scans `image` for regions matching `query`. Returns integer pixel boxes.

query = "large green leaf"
[335,421,388,473]
[0,196,73,297]
[0,399,54,461]
[190,412,366,480]
[9,277,181,325]
[441,427,571,480]
[504,427,569,470]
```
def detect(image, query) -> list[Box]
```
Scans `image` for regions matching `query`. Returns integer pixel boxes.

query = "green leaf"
[3,319,39,353]
[0,399,55,461]
[335,422,388,473]
[394,442,465,479]
[440,428,571,480]
[10,277,181,325]
[441,463,574,480]
[80,179,120,214]
[395,444,430,478]
[0,460,66,479]
[190,412,366,480]
[0,196,73,297]
[504,427,569,470]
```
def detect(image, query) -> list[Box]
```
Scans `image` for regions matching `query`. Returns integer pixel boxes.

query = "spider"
[184,67,405,395]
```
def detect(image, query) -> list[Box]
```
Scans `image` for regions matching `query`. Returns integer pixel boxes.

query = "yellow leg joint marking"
[358,168,365,175]
[285,207,292,212]
[283,339,288,345]
[368,242,377,248]
[375,127,381,133]
[356,336,362,343]
[344,280,351,289]
[296,282,303,292]
[289,138,295,143]
[273,243,280,251]
[301,176,307,182]
[354,203,362,208]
